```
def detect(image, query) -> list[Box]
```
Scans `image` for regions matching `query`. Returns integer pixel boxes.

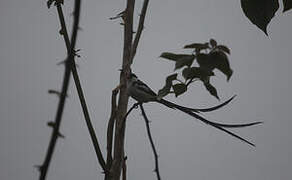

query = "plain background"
[0,0,292,179]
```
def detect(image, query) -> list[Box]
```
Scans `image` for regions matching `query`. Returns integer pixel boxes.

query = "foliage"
[241,0,292,35]
[158,39,232,100]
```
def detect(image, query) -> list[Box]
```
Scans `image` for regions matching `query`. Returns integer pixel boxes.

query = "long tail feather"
[158,99,257,146]
[159,95,235,113]
[159,98,262,128]
[177,107,256,146]
[210,121,263,128]
[193,95,236,112]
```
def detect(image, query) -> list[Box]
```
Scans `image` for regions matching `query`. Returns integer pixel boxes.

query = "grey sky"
[0,0,292,180]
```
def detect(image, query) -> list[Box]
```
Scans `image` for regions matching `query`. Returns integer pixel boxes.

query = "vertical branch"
[110,0,135,180]
[106,88,119,174]
[130,0,149,62]
[139,104,161,180]
[110,0,149,179]
[39,1,81,180]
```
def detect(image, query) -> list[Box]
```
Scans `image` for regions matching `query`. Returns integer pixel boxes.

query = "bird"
[127,73,262,146]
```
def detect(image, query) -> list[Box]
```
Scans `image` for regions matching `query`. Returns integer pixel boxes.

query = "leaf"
[209,51,233,81]
[216,45,230,54]
[241,0,279,35]
[172,83,187,97]
[210,39,217,47]
[160,52,192,62]
[196,53,215,71]
[283,0,292,12]
[158,73,178,98]
[182,67,214,80]
[174,55,195,70]
[167,73,178,81]
[183,43,209,51]
[204,82,220,100]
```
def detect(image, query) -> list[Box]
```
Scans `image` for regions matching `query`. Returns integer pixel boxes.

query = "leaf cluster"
[158,39,232,100]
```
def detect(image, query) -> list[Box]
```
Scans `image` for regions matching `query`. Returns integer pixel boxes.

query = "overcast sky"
[0,0,292,180]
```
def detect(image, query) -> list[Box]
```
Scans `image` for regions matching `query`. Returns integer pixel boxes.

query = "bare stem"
[39,1,81,180]
[130,0,150,63]
[110,1,135,180]
[139,104,162,180]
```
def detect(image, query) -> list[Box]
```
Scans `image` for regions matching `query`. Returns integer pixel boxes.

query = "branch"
[139,104,161,180]
[39,1,80,179]
[106,88,119,172]
[122,156,127,180]
[62,2,107,173]
[130,0,149,63]
[110,0,135,179]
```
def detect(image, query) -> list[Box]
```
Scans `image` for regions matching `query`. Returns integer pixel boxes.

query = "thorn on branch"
[48,89,68,97]
[57,132,65,139]
[47,121,56,128]
[34,165,43,172]
[59,28,64,35]
[109,10,125,20]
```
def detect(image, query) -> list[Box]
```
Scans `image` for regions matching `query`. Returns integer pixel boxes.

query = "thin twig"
[139,104,161,180]
[39,1,81,180]
[130,0,149,63]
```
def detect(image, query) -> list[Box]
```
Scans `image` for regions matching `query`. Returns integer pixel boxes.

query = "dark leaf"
[209,51,233,81]
[241,0,279,35]
[158,73,178,98]
[184,43,209,51]
[172,83,187,97]
[160,52,193,62]
[216,45,231,54]
[174,55,195,70]
[283,0,292,12]
[204,82,220,100]
[182,67,214,80]
[210,39,217,47]
[183,67,198,80]
[196,53,215,71]
[166,73,178,81]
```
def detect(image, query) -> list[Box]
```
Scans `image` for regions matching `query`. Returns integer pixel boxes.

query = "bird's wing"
[133,79,157,97]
